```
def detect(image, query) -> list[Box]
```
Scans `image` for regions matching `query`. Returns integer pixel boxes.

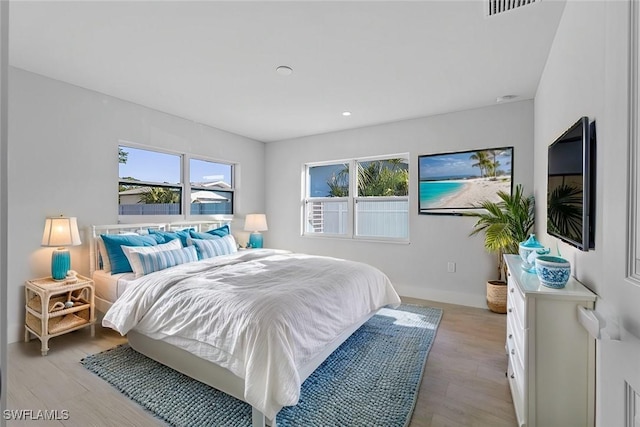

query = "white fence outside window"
[306,199,408,239]
[355,199,408,239]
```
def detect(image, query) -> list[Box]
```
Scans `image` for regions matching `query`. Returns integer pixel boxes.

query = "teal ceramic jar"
[519,234,546,272]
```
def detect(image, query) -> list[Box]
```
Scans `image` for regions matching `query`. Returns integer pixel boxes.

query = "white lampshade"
[41,216,82,247]
[244,214,268,232]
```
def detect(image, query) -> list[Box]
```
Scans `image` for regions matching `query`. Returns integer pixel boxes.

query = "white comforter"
[102,249,401,419]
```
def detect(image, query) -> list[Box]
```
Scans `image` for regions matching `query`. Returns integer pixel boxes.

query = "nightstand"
[24,275,95,356]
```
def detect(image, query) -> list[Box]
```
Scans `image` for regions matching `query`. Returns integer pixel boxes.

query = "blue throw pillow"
[189,230,222,240]
[100,234,161,274]
[207,224,231,237]
[135,246,198,276]
[191,234,237,260]
[149,228,193,247]
[188,225,230,240]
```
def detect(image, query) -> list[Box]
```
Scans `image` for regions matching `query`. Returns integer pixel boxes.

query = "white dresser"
[504,254,596,427]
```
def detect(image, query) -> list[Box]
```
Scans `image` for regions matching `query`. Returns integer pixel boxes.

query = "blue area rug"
[81,304,442,427]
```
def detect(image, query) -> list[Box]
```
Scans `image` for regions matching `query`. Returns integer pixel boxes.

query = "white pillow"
[122,238,183,278]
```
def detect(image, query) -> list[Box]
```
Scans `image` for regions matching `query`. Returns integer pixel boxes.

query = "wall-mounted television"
[547,117,596,251]
[418,147,514,215]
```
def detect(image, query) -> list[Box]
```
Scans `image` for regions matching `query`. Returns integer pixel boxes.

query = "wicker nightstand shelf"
[24,275,95,356]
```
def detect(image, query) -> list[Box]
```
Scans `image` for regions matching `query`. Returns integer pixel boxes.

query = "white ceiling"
[9,1,566,142]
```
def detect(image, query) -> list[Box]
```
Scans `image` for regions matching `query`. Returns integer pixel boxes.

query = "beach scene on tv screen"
[419,148,512,211]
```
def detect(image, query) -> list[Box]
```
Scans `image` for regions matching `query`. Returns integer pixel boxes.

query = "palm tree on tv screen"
[470,151,490,178]
[487,149,506,180]
[548,183,583,242]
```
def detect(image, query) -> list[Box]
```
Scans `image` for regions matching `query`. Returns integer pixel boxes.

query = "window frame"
[188,155,235,217]
[118,142,235,223]
[303,153,410,243]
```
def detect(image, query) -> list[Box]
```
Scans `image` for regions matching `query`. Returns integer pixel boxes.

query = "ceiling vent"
[487,0,538,16]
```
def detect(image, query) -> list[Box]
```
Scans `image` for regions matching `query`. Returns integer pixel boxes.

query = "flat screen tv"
[418,146,514,215]
[547,117,596,251]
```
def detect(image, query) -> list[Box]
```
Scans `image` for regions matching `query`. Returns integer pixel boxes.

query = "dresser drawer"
[507,357,526,427]
[506,310,525,360]
[507,279,526,328]
[507,328,525,378]
[507,295,525,334]
[507,350,525,396]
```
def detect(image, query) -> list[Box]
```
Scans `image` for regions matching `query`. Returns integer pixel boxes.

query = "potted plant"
[464,184,535,313]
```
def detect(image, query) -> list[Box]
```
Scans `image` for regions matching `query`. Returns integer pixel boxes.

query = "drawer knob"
[510,287,514,293]
[508,334,513,339]
[508,308,513,313]
[511,349,515,355]
[510,373,515,379]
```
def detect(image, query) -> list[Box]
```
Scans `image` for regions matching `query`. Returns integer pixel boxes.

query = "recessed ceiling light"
[496,94,518,103]
[342,111,352,117]
[276,66,293,76]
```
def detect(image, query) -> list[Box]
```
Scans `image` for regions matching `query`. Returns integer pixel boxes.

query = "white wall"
[533,0,605,291]
[7,68,265,343]
[265,101,534,306]
[534,0,635,425]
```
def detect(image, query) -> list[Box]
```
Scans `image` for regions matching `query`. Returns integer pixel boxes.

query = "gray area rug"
[81,304,442,427]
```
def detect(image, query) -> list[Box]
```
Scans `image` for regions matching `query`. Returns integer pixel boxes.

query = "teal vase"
[249,233,263,249]
[51,249,70,280]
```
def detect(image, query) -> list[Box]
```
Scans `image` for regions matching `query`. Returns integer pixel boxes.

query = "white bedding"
[102,249,401,419]
[92,270,136,303]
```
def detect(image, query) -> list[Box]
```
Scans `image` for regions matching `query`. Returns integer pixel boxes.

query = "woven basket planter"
[486,280,507,314]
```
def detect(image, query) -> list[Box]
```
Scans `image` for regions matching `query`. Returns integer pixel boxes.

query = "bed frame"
[89,221,375,427]
[128,313,373,427]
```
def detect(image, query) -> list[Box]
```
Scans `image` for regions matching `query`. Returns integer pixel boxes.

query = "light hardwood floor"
[7,298,517,427]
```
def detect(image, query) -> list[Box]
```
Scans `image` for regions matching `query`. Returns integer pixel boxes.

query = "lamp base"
[248,232,263,249]
[52,248,70,281]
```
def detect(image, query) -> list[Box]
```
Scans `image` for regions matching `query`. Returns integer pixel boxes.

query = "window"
[118,146,182,215]
[118,145,234,217]
[354,158,409,239]
[189,158,233,215]
[306,162,350,234]
[304,155,409,240]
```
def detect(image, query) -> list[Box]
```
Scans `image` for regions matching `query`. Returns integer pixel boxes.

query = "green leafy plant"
[118,147,129,164]
[464,184,535,280]
[138,187,180,204]
[327,159,408,197]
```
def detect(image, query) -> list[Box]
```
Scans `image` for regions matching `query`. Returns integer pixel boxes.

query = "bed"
[90,221,401,427]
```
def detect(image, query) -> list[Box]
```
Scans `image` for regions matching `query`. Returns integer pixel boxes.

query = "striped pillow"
[134,246,198,276]
[122,239,183,278]
[191,234,237,260]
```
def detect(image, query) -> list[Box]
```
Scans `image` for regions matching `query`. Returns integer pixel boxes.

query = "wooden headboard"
[89,220,230,277]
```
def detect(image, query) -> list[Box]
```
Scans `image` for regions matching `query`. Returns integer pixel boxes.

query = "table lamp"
[41,216,82,280]
[244,214,268,248]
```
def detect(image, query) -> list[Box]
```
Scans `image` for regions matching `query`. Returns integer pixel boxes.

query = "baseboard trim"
[395,285,486,310]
